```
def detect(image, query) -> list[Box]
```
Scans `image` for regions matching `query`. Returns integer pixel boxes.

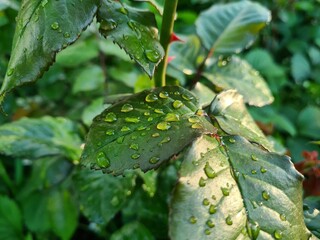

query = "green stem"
[154,0,178,87]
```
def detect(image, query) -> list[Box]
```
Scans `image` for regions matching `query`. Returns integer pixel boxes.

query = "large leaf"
[210,90,273,151]
[297,106,320,139]
[110,221,155,240]
[291,53,311,83]
[0,116,81,160]
[0,196,23,240]
[203,56,273,106]
[74,169,136,225]
[97,0,164,77]
[81,86,216,176]
[170,135,312,239]
[196,1,270,55]
[304,198,320,238]
[0,0,99,102]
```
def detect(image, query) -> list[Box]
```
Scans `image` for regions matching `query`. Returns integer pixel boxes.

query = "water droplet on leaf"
[280,213,286,221]
[191,123,202,129]
[260,167,267,173]
[221,187,230,196]
[149,157,160,164]
[165,113,180,122]
[7,68,14,76]
[121,103,134,112]
[154,109,164,114]
[173,100,183,109]
[189,216,197,224]
[105,112,117,123]
[202,198,210,206]
[159,91,169,99]
[204,229,211,235]
[119,7,128,14]
[152,133,160,138]
[121,126,131,132]
[209,204,217,214]
[117,136,125,144]
[106,130,115,136]
[64,32,70,38]
[251,154,258,161]
[51,22,59,30]
[274,230,282,239]
[206,220,215,228]
[131,153,140,160]
[130,143,139,150]
[157,122,171,131]
[182,94,194,101]
[111,196,120,206]
[226,216,233,225]
[96,152,110,168]
[228,138,236,143]
[145,49,161,63]
[204,162,217,179]
[248,221,260,240]
[251,170,257,174]
[262,190,270,200]
[145,93,158,102]
[125,117,140,123]
[199,177,206,187]
[188,116,200,123]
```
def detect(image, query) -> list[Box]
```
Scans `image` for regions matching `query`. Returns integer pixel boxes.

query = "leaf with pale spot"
[80,86,216,176]
[170,135,312,239]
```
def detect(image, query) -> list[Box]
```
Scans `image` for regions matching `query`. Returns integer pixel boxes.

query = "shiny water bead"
[188,116,200,123]
[51,22,59,30]
[137,126,146,131]
[221,187,230,196]
[251,170,257,174]
[274,230,282,239]
[152,133,160,138]
[145,93,158,102]
[159,91,169,99]
[262,191,270,200]
[209,204,217,214]
[226,216,233,225]
[199,177,206,187]
[145,49,161,63]
[228,138,236,143]
[202,198,210,206]
[121,103,134,112]
[7,68,14,76]
[196,109,206,116]
[121,126,131,132]
[189,216,197,224]
[191,123,202,129]
[206,220,215,228]
[133,163,140,169]
[106,129,115,136]
[129,143,139,150]
[96,152,110,168]
[116,136,125,144]
[280,213,286,221]
[154,109,164,114]
[131,153,140,160]
[104,112,117,122]
[147,117,153,122]
[182,94,194,101]
[260,167,267,173]
[204,229,211,235]
[204,162,217,179]
[149,157,160,164]
[159,137,171,146]
[251,154,258,161]
[125,117,140,123]
[165,113,180,122]
[156,122,171,131]
[144,111,150,116]
[173,100,183,109]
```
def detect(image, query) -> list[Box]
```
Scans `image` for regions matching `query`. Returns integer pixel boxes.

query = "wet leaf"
[196,1,270,55]
[304,197,320,238]
[0,0,99,102]
[170,135,312,239]
[97,0,164,77]
[81,86,216,175]
[210,90,273,151]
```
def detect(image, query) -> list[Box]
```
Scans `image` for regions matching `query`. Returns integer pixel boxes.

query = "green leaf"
[196,1,271,55]
[132,0,164,15]
[291,53,311,83]
[73,169,136,225]
[81,98,107,127]
[72,65,104,94]
[210,90,273,151]
[203,56,273,106]
[0,0,99,102]
[0,116,82,160]
[0,196,23,240]
[191,82,216,108]
[110,221,155,240]
[297,106,320,139]
[97,0,164,77]
[170,135,311,239]
[81,86,216,175]
[304,199,320,238]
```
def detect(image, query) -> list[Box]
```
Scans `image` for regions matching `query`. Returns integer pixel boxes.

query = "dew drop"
[173,100,183,109]
[221,187,230,196]
[204,162,217,179]
[251,169,257,174]
[145,93,158,102]
[199,177,206,187]
[228,138,236,143]
[144,111,150,116]
[64,32,70,38]
[133,163,140,169]
[189,216,197,224]
[182,94,194,101]
[121,103,133,112]
[209,204,217,214]
[106,129,115,136]
[251,154,258,161]
[129,143,139,150]
[149,157,160,164]
[104,112,117,123]
[119,7,128,14]
[260,167,267,173]
[165,113,180,122]
[116,136,125,144]
[7,68,14,76]
[204,229,211,235]
[125,117,140,123]
[121,126,131,132]
[154,109,164,114]
[145,49,161,63]
[206,220,215,228]
[274,230,282,239]
[156,122,171,131]
[211,195,216,200]
[131,135,137,140]
[248,221,260,240]
[262,190,270,200]
[226,216,233,225]
[137,126,146,131]
[131,153,140,160]
[152,133,160,138]
[147,117,153,122]
[250,200,259,209]
[195,109,206,116]
[51,22,59,30]
[280,213,286,221]
[96,152,110,168]
[111,196,120,206]
[101,19,117,31]
[202,198,210,206]
[191,123,202,129]
[159,137,171,146]
[188,116,200,123]
[159,91,169,99]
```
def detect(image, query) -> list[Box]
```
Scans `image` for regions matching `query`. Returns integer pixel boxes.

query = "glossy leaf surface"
[0,0,99,102]
[170,135,311,239]
[98,0,164,77]
[81,86,216,175]
[196,1,270,55]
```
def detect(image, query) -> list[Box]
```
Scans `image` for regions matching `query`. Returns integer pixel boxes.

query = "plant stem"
[154,0,178,87]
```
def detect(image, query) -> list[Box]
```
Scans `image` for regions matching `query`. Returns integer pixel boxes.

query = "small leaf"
[0,117,82,160]
[97,0,164,77]
[297,106,320,139]
[210,90,273,151]
[110,221,155,240]
[132,0,164,15]
[0,196,23,240]
[291,53,311,83]
[304,197,320,238]
[81,86,215,175]
[203,56,274,106]
[0,0,99,102]
[72,65,104,94]
[196,1,271,54]
[170,135,312,239]
[73,169,136,225]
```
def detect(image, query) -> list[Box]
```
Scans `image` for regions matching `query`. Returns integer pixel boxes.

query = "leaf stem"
[154,0,178,87]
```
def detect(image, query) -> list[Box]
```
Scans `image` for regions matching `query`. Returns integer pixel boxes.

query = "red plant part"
[295,151,320,196]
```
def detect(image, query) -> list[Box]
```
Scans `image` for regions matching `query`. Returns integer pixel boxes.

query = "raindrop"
[280,213,286,221]
[129,143,139,150]
[154,109,164,114]
[251,170,257,174]
[250,200,259,209]
[133,163,140,169]
[221,187,230,196]
[159,91,169,99]
[228,138,236,143]
[137,126,146,131]
[209,204,217,214]
[64,32,70,38]
[144,111,150,116]
[145,49,161,63]
[121,126,131,132]
[148,117,153,122]
[251,154,258,161]
[211,195,216,200]
[131,135,137,140]
[104,112,117,123]
[189,216,197,224]
[7,68,14,76]
[51,22,59,30]
[191,123,202,129]
[149,157,160,164]
[116,136,125,144]
[121,103,134,112]
[159,137,171,146]
[119,7,128,15]
[202,198,210,206]
[274,230,282,239]
[131,153,140,160]
[188,116,200,123]
[199,177,206,187]
[172,100,183,109]
[182,94,194,101]
[247,221,260,240]
[174,91,180,95]
[101,19,117,31]
[206,220,215,228]
[226,216,233,225]
[260,167,267,173]
[145,93,158,102]
[125,117,140,123]
[165,113,180,122]
[204,229,211,235]
[157,122,171,131]
[106,129,115,136]
[196,109,206,116]
[96,152,110,168]
[152,133,160,138]
[111,196,120,206]
[204,162,217,179]
[262,190,270,200]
